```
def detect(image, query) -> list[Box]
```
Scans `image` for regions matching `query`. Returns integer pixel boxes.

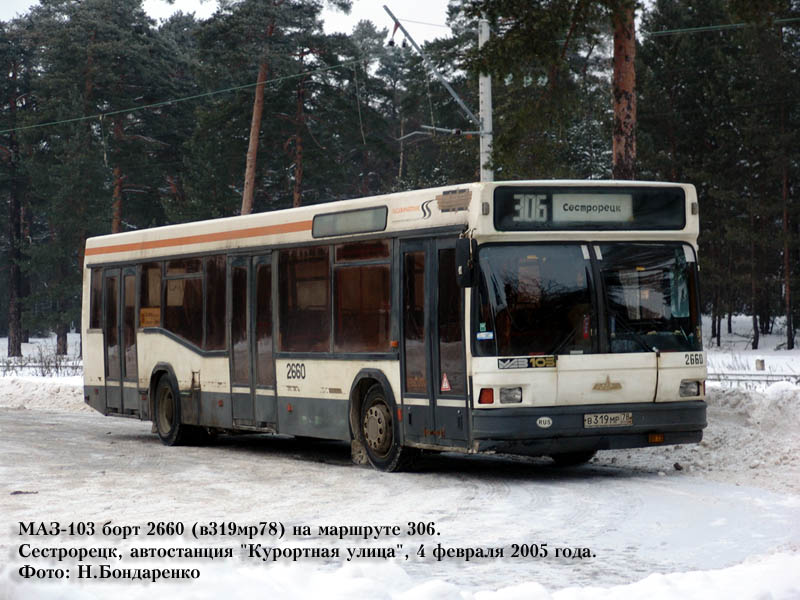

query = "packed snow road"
[1,400,798,597]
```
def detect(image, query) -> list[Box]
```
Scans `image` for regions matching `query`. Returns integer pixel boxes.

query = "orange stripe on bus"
[84,220,313,257]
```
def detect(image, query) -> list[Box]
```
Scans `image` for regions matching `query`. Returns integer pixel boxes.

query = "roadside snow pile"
[601,382,800,493]
[0,376,89,413]
[3,552,799,600]
[715,381,800,430]
[701,382,800,473]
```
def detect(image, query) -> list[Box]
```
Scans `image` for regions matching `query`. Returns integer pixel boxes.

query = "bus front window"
[599,244,702,353]
[476,245,595,357]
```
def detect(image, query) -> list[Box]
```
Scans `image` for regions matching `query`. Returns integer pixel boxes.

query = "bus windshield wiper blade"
[609,311,658,353]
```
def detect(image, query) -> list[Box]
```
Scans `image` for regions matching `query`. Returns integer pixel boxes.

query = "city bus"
[82,180,707,471]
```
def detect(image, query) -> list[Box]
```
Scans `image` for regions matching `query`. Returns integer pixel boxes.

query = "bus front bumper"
[471,400,707,456]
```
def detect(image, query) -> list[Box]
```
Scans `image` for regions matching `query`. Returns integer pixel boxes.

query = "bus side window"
[474,273,497,356]
[164,259,203,347]
[90,269,102,329]
[279,246,331,352]
[334,264,391,353]
[139,263,162,328]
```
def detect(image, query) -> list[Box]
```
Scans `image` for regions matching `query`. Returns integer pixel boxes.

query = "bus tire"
[360,383,412,472]
[154,375,189,446]
[550,450,597,467]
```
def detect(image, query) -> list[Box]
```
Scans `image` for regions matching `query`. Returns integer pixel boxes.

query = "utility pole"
[478,15,493,182]
[383,5,494,181]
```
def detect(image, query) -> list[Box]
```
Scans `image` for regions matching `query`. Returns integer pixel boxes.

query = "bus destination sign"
[494,186,686,231]
[552,193,633,222]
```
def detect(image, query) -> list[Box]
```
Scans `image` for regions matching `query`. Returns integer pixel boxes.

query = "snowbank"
[715,380,800,429]
[0,376,90,413]
[597,382,800,494]
[2,552,799,600]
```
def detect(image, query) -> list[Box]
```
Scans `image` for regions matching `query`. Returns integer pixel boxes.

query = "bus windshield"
[475,243,701,356]
[599,243,701,353]
[476,245,595,357]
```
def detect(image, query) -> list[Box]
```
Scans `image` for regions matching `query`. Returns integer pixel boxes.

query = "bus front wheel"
[154,375,189,446]
[360,384,411,472]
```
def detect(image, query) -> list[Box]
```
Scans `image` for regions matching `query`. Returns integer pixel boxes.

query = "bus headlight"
[679,380,701,397]
[499,387,523,404]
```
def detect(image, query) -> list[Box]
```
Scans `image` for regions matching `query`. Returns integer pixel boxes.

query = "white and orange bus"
[82,181,706,471]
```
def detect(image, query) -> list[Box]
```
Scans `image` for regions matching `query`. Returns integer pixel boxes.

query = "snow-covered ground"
[0,318,798,599]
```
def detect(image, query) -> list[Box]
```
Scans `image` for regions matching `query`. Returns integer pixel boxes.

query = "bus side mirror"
[455,238,477,287]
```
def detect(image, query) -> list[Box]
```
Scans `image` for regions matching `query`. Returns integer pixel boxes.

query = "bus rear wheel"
[360,384,412,472]
[154,375,189,446]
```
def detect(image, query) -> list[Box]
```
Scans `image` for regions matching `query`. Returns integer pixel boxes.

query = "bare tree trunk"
[242,60,269,215]
[292,79,305,208]
[56,323,68,356]
[7,146,22,357]
[111,119,126,233]
[711,296,718,343]
[398,117,405,180]
[21,201,30,343]
[784,174,794,350]
[611,0,636,180]
[7,60,22,357]
[111,165,123,233]
[167,175,186,205]
[752,314,759,350]
[781,115,793,349]
[749,191,759,350]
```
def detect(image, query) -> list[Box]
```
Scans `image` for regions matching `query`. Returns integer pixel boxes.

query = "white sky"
[0,0,452,43]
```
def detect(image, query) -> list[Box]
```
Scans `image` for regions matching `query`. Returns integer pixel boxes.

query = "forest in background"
[1,0,798,353]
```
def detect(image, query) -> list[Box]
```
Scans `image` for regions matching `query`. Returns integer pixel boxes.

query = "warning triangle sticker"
[440,373,451,392]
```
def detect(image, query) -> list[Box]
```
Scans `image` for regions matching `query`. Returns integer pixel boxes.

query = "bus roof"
[84,180,697,264]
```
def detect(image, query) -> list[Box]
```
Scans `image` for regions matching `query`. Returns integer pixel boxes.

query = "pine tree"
[463,0,635,179]
[638,0,799,349]
[16,0,185,350]
[0,19,33,356]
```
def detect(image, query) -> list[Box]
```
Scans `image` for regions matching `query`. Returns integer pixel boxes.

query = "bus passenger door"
[400,239,468,447]
[229,254,276,429]
[432,241,468,444]
[103,267,138,415]
[103,268,122,413]
[229,257,255,426]
[252,254,277,427]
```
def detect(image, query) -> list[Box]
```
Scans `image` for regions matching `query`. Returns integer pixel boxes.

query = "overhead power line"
[0,59,364,136]
[398,18,449,29]
[648,17,800,37]
[2,16,798,137]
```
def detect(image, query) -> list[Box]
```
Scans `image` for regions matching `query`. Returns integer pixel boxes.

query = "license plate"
[583,412,633,428]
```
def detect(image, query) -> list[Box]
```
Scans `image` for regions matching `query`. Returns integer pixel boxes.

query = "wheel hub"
[158,390,174,434]
[363,402,392,456]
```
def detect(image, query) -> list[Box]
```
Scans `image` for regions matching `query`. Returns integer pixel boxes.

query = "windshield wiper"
[552,330,576,355]
[608,310,659,353]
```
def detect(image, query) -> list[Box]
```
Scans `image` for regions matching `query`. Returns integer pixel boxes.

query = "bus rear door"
[102,267,139,415]
[228,254,277,429]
